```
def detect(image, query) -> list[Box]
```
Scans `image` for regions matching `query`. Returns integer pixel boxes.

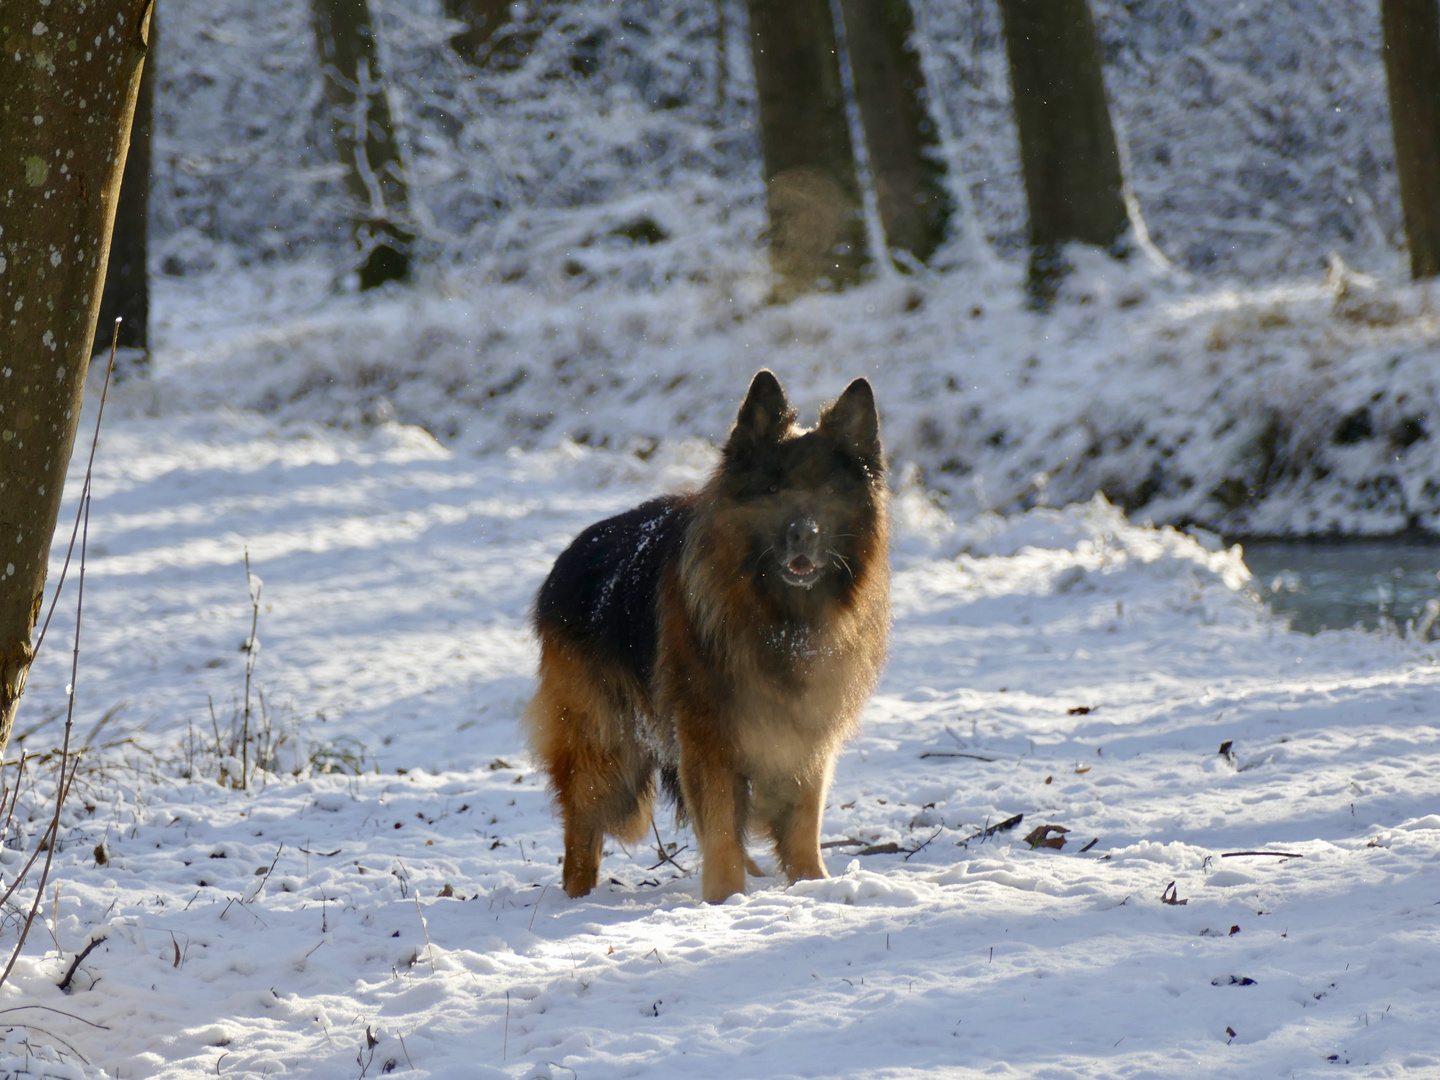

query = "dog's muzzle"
[779,517,821,588]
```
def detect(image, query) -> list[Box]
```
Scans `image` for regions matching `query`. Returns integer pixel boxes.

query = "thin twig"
[246,842,285,902]
[0,326,119,954]
[241,549,261,790]
[1220,850,1304,859]
[648,818,689,874]
[0,750,25,826]
[956,812,1024,848]
[919,751,999,762]
[0,1003,111,1030]
[0,334,112,990]
[30,319,119,658]
[0,815,51,911]
[397,1032,415,1070]
[528,881,551,932]
[57,931,109,993]
[413,895,436,973]
[903,826,944,861]
[2,1022,90,1064]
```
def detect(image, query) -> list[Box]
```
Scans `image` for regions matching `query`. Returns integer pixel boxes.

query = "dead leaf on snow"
[1023,825,1068,850]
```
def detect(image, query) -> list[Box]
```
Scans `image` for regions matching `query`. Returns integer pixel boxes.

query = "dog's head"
[716,370,884,602]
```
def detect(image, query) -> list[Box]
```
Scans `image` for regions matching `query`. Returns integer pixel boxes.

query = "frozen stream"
[1242,539,1440,635]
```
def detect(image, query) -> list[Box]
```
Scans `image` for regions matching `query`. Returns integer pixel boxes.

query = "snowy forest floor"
[3,264,1440,1079]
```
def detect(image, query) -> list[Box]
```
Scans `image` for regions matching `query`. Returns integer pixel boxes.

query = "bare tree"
[839,0,952,267]
[744,0,869,298]
[312,0,414,288]
[98,5,157,355]
[0,0,154,760]
[998,0,1128,304]
[1382,0,1440,279]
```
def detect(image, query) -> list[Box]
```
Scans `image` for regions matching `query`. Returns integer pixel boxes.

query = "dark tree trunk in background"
[98,8,156,354]
[442,0,512,66]
[0,0,153,761]
[745,0,868,299]
[312,0,413,289]
[839,0,952,266]
[1382,0,1440,279]
[998,0,1128,305]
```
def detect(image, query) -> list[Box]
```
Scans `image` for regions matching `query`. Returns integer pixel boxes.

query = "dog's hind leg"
[546,731,655,898]
[527,639,653,898]
[560,802,605,899]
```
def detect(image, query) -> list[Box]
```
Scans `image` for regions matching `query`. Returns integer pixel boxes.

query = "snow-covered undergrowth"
[151,253,1440,537]
[156,0,1402,283]
[5,402,1439,1078]
[142,0,1438,543]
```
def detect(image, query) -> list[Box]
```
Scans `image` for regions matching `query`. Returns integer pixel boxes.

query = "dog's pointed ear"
[820,378,881,464]
[730,369,794,447]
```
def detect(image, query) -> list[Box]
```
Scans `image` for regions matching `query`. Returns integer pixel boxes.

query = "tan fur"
[525,374,890,903]
[657,484,889,900]
[526,640,657,897]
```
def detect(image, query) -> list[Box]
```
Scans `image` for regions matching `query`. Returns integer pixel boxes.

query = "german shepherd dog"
[526,371,890,903]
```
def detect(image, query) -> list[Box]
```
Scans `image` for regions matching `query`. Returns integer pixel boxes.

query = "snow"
[154,0,1405,282]
[5,327,1440,1076]
[5,3,1440,1072]
[139,0,1440,535]
[129,248,1440,536]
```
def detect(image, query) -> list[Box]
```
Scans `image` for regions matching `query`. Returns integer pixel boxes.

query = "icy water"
[1242,539,1440,634]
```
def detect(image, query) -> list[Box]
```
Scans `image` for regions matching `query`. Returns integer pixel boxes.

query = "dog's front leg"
[756,762,832,883]
[678,744,749,903]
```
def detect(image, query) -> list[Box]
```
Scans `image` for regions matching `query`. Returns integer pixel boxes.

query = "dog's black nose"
[787,518,820,550]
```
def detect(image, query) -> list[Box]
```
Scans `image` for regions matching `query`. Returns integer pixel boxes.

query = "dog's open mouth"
[780,554,820,588]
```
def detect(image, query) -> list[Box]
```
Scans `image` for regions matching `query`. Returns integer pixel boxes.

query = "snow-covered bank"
[150,256,1440,538]
[4,408,1439,1078]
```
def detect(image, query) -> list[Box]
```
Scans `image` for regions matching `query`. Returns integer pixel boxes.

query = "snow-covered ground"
[139,252,1440,538]
[4,314,1440,1076]
[7,0,1438,1072]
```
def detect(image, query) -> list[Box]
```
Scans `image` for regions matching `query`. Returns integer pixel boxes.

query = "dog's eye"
[767,482,779,494]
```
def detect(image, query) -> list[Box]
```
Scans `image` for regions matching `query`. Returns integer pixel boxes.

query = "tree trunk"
[98,5,156,354]
[998,0,1128,303]
[311,0,413,289]
[1382,0,1440,279]
[0,0,154,761]
[839,0,952,266]
[744,0,868,299]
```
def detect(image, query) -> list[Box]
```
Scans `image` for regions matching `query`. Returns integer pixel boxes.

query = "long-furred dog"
[526,370,890,903]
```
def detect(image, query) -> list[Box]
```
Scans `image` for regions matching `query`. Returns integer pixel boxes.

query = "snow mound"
[786,862,927,906]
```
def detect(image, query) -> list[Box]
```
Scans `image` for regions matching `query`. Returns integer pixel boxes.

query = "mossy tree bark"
[744,0,868,299]
[998,0,1128,305]
[838,0,952,266]
[1381,0,1440,279]
[311,0,414,289]
[0,0,154,760]
[97,4,155,353]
